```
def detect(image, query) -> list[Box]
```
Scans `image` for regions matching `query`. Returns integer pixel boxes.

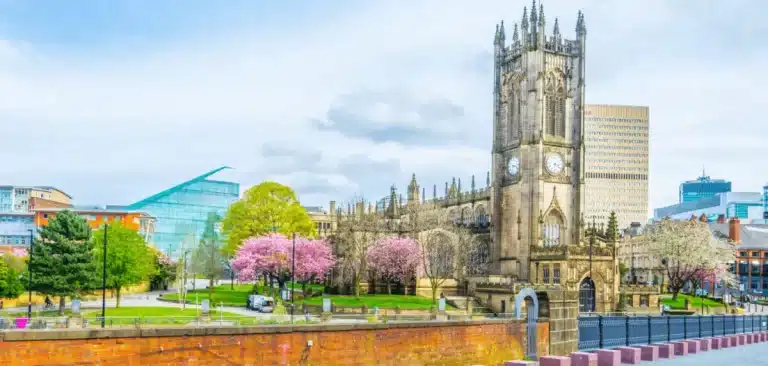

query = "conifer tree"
[606,211,619,242]
[28,210,97,314]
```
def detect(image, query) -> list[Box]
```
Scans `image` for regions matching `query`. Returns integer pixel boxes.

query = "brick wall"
[0,320,549,365]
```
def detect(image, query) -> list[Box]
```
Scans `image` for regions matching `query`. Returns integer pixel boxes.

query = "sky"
[1,0,766,216]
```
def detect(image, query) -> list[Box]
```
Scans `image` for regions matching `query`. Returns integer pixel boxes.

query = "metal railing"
[578,314,768,351]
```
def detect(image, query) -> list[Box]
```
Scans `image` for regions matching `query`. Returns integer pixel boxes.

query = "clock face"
[507,157,520,176]
[545,154,564,175]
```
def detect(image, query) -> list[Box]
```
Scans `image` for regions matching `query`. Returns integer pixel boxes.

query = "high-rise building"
[118,167,239,257]
[679,172,731,203]
[584,104,649,230]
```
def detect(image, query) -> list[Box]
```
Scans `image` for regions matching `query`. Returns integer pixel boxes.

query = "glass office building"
[679,172,731,203]
[119,167,239,258]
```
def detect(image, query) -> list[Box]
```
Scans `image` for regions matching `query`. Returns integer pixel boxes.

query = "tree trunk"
[116,287,122,308]
[58,296,65,315]
[230,271,235,290]
[301,282,307,297]
[387,281,392,295]
[431,284,438,305]
[353,272,361,299]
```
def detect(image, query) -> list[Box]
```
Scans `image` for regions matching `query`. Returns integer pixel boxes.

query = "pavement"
[652,341,768,365]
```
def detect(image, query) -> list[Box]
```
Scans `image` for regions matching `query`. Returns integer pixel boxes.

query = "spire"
[433,184,437,200]
[458,178,462,195]
[471,174,476,192]
[494,24,500,43]
[553,17,560,37]
[422,187,425,203]
[521,7,529,29]
[499,20,506,42]
[538,2,545,27]
[530,0,537,24]
[486,171,491,187]
[445,182,449,197]
[512,23,519,43]
[576,10,586,36]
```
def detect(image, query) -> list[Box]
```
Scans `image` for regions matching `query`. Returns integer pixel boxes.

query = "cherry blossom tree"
[231,234,335,296]
[645,218,735,300]
[231,234,291,291]
[367,236,420,295]
[293,237,336,295]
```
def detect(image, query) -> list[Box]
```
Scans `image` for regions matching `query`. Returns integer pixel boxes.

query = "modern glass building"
[118,167,239,258]
[679,172,731,203]
[654,192,763,222]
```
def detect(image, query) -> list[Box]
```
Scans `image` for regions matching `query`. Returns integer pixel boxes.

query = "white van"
[259,297,275,313]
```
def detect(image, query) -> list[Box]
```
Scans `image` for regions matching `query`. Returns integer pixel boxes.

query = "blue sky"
[1,0,766,219]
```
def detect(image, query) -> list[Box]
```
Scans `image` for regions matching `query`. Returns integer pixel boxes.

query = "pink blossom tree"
[367,236,421,295]
[231,234,335,296]
[10,248,28,258]
[293,237,336,295]
[231,234,292,292]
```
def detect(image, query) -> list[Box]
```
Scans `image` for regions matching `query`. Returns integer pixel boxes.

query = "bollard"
[615,347,641,364]
[639,345,659,361]
[569,352,596,366]
[655,344,674,359]
[539,355,570,366]
[596,349,620,366]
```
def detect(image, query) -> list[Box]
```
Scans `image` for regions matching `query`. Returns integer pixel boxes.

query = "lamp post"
[290,233,296,323]
[101,224,108,328]
[27,229,34,319]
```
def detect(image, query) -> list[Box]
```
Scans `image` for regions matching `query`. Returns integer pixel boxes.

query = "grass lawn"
[286,281,325,293]
[160,284,256,307]
[303,294,453,310]
[661,294,725,310]
[82,306,244,325]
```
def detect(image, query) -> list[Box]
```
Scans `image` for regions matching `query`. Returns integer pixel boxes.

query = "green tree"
[606,211,619,242]
[149,248,177,291]
[27,210,96,314]
[192,212,227,300]
[619,263,629,283]
[221,181,316,254]
[0,260,24,299]
[93,222,155,308]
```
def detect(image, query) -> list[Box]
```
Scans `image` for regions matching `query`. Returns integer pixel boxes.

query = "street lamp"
[27,229,34,319]
[101,224,108,328]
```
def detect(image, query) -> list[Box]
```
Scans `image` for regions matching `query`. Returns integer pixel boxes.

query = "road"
[652,341,768,365]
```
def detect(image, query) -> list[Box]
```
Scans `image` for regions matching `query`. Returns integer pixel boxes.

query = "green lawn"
[286,281,325,293]
[661,294,725,310]
[303,294,453,310]
[160,284,256,306]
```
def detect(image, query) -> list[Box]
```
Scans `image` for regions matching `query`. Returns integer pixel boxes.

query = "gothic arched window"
[542,212,564,247]
[545,92,556,136]
[510,88,521,140]
[555,87,566,137]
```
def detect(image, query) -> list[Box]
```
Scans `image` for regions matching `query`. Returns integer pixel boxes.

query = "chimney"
[729,217,741,244]
[717,214,726,223]
[699,213,707,223]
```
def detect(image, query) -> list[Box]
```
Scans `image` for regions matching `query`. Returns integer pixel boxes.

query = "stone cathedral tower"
[490,2,587,279]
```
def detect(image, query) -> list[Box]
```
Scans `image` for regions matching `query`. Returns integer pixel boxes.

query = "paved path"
[652,341,768,365]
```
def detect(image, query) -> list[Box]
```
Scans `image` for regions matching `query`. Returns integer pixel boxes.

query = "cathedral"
[334,3,619,353]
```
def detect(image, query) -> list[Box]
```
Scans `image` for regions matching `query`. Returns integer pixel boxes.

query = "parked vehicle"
[247,295,275,313]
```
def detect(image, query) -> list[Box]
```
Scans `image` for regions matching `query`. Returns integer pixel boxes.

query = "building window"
[741,252,748,257]
[103,215,109,221]
[543,264,550,284]
[115,215,122,221]
[639,295,649,308]
[43,213,48,219]
[753,252,760,257]
[553,264,561,284]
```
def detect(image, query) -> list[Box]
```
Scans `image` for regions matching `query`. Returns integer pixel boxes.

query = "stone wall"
[0,319,549,365]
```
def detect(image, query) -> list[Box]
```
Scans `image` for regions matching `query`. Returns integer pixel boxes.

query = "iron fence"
[578,314,768,351]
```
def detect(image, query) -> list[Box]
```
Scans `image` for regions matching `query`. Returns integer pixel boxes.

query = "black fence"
[578,314,768,350]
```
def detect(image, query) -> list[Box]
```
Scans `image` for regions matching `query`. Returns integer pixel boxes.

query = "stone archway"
[514,287,539,360]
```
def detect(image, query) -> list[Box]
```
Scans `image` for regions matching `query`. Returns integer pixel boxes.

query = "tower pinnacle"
[513,23,519,43]
[499,20,506,42]
[521,7,529,29]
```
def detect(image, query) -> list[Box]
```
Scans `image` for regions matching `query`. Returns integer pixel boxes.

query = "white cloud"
[0,0,766,218]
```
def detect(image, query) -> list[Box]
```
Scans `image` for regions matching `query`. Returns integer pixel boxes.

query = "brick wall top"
[0,318,525,342]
